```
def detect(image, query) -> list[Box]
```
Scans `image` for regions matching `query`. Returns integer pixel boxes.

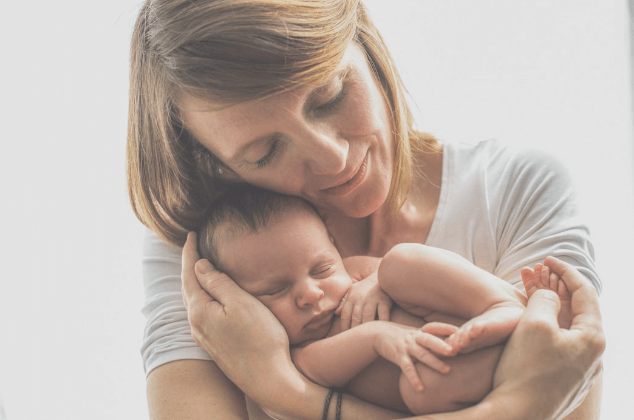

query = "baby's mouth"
[306,309,334,329]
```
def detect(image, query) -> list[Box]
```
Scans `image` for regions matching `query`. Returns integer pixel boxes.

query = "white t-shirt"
[140,139,601,376]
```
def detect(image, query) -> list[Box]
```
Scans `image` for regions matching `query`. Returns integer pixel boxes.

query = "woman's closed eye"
[313,85,347,117]
[256,139,282,168]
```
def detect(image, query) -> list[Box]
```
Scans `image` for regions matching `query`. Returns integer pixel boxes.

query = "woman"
[127,0,604,418]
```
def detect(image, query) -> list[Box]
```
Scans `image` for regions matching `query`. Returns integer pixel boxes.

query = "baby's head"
[198,185,352,344]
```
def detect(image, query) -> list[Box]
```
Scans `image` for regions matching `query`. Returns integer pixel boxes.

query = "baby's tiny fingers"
[415,349,451,374]
[335,291,349,315]
[422,322,459,337]
[399,358,424,392]
[362,304,377,324]
[377,303,391,321]
[339,304,353,331]
[350,304,364,329]
[416,332,453,356]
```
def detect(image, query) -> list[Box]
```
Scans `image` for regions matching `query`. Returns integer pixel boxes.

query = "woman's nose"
[301,129,348,175]
[296,279,325,308]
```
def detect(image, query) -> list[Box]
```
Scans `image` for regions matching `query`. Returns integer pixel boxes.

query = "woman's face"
[179,43,394,218]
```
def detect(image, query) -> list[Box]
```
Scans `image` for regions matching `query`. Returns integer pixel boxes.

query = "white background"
[0,1,632,419]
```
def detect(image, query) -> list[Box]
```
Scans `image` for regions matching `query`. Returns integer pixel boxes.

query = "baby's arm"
[291,321,454,391]
[379,244,526,353]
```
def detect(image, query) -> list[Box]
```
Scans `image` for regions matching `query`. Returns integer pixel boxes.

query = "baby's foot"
[521,260,573,328]
[445,304,524,354]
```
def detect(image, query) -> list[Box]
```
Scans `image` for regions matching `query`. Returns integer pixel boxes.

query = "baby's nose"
[297,280,324,307]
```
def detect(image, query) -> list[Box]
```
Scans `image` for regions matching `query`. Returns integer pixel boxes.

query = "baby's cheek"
[330,276,352,302]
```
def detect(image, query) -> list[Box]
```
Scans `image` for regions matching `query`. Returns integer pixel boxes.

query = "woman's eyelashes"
[314,85,347,117]
[256,139,281,168]
[253,82,348,169]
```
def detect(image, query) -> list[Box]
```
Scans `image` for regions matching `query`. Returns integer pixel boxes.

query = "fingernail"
[196,259,212,274]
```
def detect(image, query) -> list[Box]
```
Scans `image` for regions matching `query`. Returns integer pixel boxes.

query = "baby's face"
[217,207,352,345]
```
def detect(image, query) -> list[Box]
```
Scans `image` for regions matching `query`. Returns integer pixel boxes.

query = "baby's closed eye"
[311,264,335,278]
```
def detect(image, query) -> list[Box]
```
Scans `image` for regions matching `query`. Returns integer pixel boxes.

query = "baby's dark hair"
[197,185,319,270]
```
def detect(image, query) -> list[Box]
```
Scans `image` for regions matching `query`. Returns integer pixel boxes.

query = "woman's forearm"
[560,372,602,420]
[147,360,249,420]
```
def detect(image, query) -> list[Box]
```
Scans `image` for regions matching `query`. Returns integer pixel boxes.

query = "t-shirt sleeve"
[140,228,212,376]
[488,145,601,293]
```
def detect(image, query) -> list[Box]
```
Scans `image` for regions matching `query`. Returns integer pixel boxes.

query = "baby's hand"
[373,322,453,392]
[336,272,393,331]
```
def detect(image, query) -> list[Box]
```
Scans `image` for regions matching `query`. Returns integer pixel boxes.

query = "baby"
[197,185,573,415]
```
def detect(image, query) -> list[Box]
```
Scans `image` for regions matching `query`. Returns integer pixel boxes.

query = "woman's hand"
[481,258,605,420]
[181,232,312,415]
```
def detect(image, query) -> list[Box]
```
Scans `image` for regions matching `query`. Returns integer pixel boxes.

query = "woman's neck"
[326,146,443,258]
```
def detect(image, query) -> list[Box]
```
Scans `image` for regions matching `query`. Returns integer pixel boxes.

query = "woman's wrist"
[260,374,330,420]
[262,372,402,420]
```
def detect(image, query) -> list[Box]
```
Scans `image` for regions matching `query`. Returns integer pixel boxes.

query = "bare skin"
[171,239,604,420]
[169,39,602,420]
[378,244,526,355]
[212,204,526,415]
[521,259,574,328]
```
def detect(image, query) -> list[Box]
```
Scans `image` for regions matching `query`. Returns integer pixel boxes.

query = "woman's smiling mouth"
[321,152,368,197]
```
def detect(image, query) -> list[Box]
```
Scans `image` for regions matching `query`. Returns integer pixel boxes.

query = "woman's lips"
[321,153,368,197]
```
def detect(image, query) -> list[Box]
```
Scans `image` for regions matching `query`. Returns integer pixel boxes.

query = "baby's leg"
[379,244,525,354]
[399,344,504,415]
[521,257,573,328]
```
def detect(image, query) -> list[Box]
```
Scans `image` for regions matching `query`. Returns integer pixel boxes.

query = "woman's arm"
[416,262,604,420]
[147,359,248,419]
[180,233,604,420]
[181,232,405,420]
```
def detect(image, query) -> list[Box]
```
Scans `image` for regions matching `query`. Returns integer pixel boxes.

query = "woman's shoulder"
[446,138,565,169]
[142,228,183,291]
[444,139,573,189]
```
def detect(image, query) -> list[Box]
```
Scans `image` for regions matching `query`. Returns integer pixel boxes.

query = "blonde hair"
[127,0,438,246]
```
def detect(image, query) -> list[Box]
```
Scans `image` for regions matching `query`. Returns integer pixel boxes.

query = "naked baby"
[197,185,573,415]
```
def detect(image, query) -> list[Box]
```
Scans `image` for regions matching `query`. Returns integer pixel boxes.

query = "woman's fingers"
[194,260,230,299]
[543,257,602,322]
[181,231,209,310]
